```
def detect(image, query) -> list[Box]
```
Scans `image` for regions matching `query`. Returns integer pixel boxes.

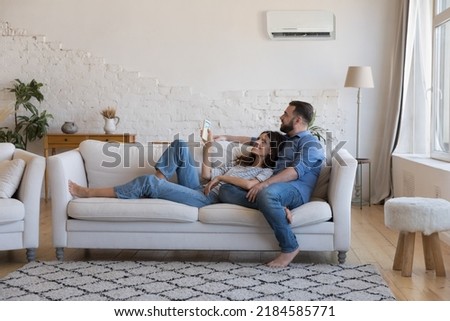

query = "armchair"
[0,143,45,261]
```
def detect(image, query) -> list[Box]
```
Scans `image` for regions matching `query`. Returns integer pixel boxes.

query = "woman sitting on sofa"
[69,130,287,211]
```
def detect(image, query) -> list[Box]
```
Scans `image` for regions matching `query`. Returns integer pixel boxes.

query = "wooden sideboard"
[44,133,136,200]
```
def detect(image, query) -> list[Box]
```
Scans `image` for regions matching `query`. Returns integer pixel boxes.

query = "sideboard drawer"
[89,135,127,142]
[46,135,88,145]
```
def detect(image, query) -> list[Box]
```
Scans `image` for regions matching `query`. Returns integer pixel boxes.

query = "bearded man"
[217,101,325,267]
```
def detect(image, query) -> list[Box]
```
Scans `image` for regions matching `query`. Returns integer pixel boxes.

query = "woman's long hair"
[235,131,285,168]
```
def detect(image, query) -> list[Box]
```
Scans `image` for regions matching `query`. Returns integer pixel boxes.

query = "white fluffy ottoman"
[385,197,450,277]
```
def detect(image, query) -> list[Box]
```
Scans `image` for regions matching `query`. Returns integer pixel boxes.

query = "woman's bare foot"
[68,180,89,198]
[285,207,293,224]
[267,247,300,268]
[69,181,116,198]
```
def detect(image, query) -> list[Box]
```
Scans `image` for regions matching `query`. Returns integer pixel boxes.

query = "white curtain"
[395,0,432,154]
[372,0,432,204]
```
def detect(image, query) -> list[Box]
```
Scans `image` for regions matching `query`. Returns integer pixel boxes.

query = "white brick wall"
[0,22,344,152]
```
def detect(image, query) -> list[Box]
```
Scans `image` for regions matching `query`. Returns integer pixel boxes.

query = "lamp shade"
[344,66,374,88]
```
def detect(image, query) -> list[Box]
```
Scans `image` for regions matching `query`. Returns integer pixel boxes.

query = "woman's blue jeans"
[114,139,218,207]
[218,183,303,253]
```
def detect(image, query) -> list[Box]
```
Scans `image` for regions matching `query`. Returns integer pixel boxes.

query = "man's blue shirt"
[274,130,325,203]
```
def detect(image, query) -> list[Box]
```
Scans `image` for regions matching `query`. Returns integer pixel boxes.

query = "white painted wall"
[0,0,400,166]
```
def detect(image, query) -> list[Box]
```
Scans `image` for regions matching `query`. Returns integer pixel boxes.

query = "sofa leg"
[337,251,347,264]
[26,248,36,262]
[56,247,64,261]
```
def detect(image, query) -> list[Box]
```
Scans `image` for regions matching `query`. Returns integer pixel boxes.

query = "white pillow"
[0,159,26,198]
[79,140,156,188]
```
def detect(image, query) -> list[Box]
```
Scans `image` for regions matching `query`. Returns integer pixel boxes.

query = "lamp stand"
[344,65,374,208]
[356,87,361,160]
[352,88,362,204]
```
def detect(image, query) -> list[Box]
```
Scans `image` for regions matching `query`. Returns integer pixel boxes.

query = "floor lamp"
[344,66,374,204]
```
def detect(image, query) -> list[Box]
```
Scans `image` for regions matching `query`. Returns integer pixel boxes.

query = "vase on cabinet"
[103,117,120,134]
[61,121,78,134]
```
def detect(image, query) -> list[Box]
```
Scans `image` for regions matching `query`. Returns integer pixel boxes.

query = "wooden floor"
[1,200,450,300]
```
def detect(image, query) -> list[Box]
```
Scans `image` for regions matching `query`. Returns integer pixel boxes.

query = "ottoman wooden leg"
[422,233,435,270]
[401,232,416,277]
[429,232,446,277]
[393,232,406,271]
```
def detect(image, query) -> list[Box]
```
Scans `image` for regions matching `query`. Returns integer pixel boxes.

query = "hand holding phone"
[201,119,212,141]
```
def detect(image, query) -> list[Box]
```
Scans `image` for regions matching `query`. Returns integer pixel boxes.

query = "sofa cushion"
[79,140,160,188]
[67,198,198,222]
[311,165,331,200]
[0,198,25,224]
[0,159,26,198]
[79,140,246,189]
[199,201,332,228]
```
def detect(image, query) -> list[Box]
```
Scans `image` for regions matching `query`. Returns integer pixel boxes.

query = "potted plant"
[100,106,120,134]
[308,112,326,142]
[0,79,53,149]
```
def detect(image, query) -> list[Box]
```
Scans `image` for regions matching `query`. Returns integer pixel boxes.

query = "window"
[436,0,450,13]
[431,1,450,161]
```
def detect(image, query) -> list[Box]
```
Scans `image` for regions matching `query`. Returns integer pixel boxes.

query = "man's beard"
[280,119,294,133]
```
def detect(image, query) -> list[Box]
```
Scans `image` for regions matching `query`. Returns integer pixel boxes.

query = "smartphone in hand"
[201,119,212,141]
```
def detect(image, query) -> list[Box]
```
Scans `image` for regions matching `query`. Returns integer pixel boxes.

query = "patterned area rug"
[0,261,395,301]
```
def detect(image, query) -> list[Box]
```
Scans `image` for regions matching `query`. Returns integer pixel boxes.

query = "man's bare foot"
[266,247,300,268]
[68,180,89,198]
[285,207,293,224]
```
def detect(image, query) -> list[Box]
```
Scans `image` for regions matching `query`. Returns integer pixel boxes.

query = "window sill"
[392,153,450,171]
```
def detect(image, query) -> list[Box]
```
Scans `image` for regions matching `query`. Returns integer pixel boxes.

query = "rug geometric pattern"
[0,261,395,301]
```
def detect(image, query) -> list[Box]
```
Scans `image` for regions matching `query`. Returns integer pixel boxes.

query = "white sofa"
[0,143,46,261]
[48,139,357,263]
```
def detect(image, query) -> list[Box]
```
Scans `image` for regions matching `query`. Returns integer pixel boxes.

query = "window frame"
[431,1,450,162]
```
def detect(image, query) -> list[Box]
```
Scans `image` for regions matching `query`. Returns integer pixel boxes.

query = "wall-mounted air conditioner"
[266,10,335,40]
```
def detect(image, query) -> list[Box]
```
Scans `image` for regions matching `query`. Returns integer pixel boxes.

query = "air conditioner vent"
[267,11,335,40]
[271,32,332,38]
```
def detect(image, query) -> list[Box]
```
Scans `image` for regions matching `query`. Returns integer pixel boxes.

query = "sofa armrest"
[13,149,46,248]
[48,149,87,247]
[327,149,357,251]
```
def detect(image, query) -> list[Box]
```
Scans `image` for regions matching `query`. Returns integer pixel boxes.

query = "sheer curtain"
[395,0,432,154]
[372,0,432,204]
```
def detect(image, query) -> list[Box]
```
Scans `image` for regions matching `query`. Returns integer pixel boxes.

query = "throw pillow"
[312,165,331,200]
[0,158,26,198]
[0,143,15,161]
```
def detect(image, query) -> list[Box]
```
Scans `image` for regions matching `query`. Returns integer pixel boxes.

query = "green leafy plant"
[308,112,326,142]
[0,79,53,149]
